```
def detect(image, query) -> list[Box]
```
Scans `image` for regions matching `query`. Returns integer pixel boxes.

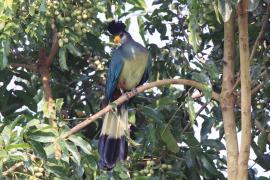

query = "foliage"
[0,0,269,179]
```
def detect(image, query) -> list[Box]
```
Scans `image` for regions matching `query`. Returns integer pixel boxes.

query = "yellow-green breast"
[118,53,148,90]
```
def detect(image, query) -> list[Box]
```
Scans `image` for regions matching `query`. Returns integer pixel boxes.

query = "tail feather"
[98,105,128,170]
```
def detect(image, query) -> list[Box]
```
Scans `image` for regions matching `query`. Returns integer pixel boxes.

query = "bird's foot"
[131,88,138,95]
[124,88,138,100]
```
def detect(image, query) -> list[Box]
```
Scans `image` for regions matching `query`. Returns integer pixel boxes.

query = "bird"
[98,20,151,170]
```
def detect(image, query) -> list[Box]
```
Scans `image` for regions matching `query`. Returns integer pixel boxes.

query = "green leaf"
[204,60,219,81]
[0,41,9,70]
[28,131,56,143]
[55,98,64,112]
[59,48,68,70]
[184,150,195,168]
[185,132,200,147]
[142,106,164,122]
[199,153,219,175]
[257,131,268,153]
[213,0,221,23]
[65,141,81,165]
[200,118,214,140]
[127,0,147,11]
[186,97,196,124]
[44,143,55,157]
[28,140,47,159]
[4,0,13,9]
[82,155,97,174]
[161,126,179,153]
[202,84,212,103]
[1,125,11,146]
[188,14,201,52]
[68,135,92,155]
[45,163,68,178]
[67,44,81,57]
[201,139,225,151]
[24,119,40,131]
[5,143,30,150]
[29,5,36,16]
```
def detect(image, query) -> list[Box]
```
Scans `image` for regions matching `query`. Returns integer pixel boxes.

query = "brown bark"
[61,78,220,139]
[38,31,61,159]
[237,0,251,179]
[220,8,238,180]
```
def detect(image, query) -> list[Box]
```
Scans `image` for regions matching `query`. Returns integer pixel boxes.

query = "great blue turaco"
[98,20,152,170]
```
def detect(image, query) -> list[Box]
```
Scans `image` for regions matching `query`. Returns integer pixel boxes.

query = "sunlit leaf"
[4,0,13,9]
[1,125,11,146]
[28,131,56,143]
[202,84,212,103]
[55,98,64,113]
[82,155,97,174]
[0,41,9,70]
[45,161,68,178]
[5,143,30,150]
[68,135,92,155]
[186,97,196,124]
[65,141,81,165]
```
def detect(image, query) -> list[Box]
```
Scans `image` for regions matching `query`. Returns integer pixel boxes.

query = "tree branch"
[2,162,24,176]
[46,31,59,66]
[221,7,239,180]
[251,83,263,95]
[61,79,220,139]
[237,0,251,179]
[249,4,270,63]
[9,63,38,73]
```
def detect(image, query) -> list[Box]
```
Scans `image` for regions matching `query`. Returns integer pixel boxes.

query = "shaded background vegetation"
[0,0,269,179]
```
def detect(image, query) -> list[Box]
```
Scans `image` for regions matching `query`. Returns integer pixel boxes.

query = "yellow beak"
[114,35,121,44]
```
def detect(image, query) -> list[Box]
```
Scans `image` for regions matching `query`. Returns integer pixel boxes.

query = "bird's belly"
[118,56,147,90]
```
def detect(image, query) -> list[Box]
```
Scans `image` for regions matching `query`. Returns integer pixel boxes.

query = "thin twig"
[9,63,38,73]
[249,5,270,63]
[182,101,209,133]
[230,76,240,94]
[251,83,264,95]
[46,31,59,66]
[2,162,24,176]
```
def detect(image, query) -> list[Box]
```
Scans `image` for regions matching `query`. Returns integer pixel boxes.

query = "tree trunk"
[221,8,238,180]
[237,0,251,179]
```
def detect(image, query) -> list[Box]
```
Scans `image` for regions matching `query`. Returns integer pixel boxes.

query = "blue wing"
[105,50,124,102]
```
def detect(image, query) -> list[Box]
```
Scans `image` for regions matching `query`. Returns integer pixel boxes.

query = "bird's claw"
[124,88,138,100]
[131,88,138,95]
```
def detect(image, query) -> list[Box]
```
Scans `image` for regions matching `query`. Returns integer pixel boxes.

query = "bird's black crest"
[107,20,126,35]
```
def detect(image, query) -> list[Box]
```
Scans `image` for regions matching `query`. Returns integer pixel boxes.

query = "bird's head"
[107,20,130,45]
